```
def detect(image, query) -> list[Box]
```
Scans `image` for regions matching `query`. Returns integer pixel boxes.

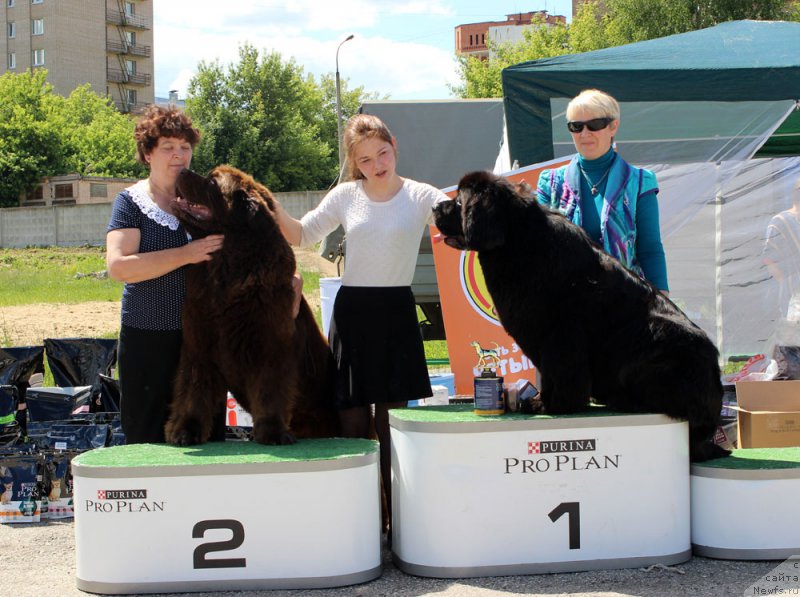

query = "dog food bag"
[0,452,42,523]
[42,452,74,519]
[504,379,540,413]
[0,346,45,422]
[25,386,93,421]
[713,419,738,451]
[27,422,109,452]
[0,385,22,446]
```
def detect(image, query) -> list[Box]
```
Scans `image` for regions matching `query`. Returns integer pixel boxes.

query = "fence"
[0,190,327,248]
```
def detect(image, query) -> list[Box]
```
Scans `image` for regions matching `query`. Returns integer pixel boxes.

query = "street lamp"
[335,34,354,183]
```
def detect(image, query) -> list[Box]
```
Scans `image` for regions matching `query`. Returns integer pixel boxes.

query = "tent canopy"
[502,20,800,167]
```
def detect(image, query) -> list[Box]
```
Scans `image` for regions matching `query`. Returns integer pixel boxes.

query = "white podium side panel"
[74,458,381,593]
[691,467,800,560]
[391,414,691,577]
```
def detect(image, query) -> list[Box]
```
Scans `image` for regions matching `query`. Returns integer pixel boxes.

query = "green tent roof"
[502,20,800,166]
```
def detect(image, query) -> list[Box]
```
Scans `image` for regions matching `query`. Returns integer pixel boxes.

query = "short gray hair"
[566,89,620,121]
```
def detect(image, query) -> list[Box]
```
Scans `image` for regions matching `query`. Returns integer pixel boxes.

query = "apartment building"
[455,10,567,59]
[0,0,153,113]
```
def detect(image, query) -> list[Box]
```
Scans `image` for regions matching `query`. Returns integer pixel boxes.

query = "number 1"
[548,502,580,549]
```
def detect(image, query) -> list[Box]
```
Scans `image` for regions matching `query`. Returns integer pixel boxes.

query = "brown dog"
[166,165,339,445]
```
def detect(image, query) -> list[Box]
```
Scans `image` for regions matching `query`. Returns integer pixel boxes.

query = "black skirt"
[329,286,432,409]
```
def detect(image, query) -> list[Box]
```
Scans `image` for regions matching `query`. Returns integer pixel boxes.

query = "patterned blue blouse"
[106,181,188,331]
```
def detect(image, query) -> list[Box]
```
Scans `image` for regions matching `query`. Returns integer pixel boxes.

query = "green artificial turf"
[73,438,377,468]
[392,403,636,423]
[695,447,800,470]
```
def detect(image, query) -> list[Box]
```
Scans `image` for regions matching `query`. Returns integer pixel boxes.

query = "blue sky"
[154,1,573,101]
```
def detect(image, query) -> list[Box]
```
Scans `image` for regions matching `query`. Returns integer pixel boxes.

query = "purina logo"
[97,489,147,500]
[505,438,620,474]
[527,439,597,455]
[85,489,164,513]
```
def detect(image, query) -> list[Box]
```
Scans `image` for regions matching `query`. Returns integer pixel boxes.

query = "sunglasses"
[567,117,614,133]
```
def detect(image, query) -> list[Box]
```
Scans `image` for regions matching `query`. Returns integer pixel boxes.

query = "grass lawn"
[0,247,120,306]
[0,246,450,365]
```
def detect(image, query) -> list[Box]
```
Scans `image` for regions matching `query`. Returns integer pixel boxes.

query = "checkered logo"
[96,489,147,500]
[527,439,597,454]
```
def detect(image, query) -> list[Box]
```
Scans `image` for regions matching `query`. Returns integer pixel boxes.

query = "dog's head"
[432,195,466,250]
[173,165,276,238]
[437,170,530,252]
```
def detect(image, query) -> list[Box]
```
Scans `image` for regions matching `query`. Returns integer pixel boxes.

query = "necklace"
[578,158,614,195]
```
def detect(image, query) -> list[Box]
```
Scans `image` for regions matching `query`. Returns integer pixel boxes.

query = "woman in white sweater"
[276,114,448,531]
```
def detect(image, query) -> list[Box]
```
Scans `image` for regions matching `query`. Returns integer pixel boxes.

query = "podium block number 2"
[192,519,247,569]
[548,502,580,550]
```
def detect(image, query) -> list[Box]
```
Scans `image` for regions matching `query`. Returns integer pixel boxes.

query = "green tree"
[0,71,146,206]
[605,0,800,44]
[187,43,376,192]
[54,85,145,178]
[454,0,800,99]
[0,69,66,206]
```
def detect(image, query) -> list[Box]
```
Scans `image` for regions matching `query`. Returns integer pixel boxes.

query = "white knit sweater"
[300,179,449,287]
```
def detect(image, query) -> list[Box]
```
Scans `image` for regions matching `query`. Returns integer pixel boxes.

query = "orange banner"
[432,160,570,395]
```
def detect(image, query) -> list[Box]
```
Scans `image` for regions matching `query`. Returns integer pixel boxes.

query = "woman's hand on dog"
[185,234,224,263]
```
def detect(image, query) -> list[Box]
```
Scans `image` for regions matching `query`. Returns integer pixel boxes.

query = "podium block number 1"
[192,519,247,569]
[548,502,580,550]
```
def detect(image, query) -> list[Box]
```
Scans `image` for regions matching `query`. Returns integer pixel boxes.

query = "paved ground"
[0,519,787,596]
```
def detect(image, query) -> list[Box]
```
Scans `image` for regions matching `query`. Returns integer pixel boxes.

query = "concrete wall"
[0,190,327,248]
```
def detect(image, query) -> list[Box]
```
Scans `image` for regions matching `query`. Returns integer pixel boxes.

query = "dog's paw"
[165,428,205,447]
[165,419,207,446]
[690,441,731,462]
[253,425,296,446]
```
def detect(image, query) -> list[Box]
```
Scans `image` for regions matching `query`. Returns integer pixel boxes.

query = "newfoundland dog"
[433,170,728,462]
[165,165,339,446]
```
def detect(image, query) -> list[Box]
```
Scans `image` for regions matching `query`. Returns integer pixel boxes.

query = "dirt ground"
[0,247,339,347]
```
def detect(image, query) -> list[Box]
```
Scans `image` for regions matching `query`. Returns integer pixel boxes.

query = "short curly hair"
[134,105,201,164]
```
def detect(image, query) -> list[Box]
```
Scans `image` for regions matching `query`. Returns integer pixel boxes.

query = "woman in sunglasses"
[536,88,669,294]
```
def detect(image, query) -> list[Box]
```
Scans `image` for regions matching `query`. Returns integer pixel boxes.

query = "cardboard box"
[735,380,800,448]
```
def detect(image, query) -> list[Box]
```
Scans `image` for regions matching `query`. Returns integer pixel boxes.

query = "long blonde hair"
[341,114,396,182]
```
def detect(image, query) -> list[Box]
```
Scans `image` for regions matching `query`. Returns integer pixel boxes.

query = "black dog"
[433,170,728,462]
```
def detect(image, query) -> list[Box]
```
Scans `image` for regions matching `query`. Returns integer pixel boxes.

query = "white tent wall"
[652,156,800,357]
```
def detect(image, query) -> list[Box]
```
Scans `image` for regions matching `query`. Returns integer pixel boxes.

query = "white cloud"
[154,1,459,100]
[390,1,453,16]
[341,36,459,98]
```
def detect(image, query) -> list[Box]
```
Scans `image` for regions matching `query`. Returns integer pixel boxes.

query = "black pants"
[118,326,225,444]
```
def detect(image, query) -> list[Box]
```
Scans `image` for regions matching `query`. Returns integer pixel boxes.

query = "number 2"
[192,519,247,569]
[548,502,580,549]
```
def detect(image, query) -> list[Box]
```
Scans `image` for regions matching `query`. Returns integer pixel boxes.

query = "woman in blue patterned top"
[536,89,669,294]
[106,106,224,444]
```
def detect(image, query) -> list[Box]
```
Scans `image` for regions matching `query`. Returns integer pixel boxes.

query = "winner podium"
[73,439,381,594]
[390,405,691,577]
